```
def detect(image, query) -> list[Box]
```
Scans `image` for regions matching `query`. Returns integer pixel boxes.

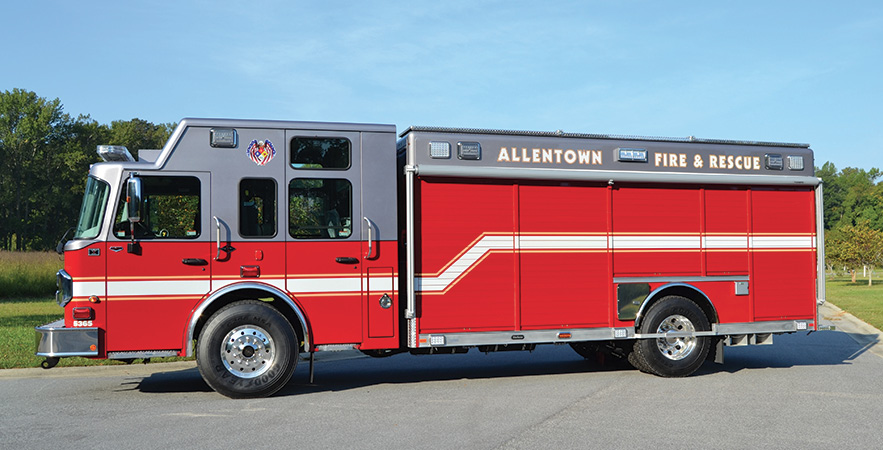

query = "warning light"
[90,345,97,351]
[429,141,451,159]
[72,307,94,320]
[616,148,648,162]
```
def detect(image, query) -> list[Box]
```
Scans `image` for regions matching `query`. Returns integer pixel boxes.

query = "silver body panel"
[418,320,809,349]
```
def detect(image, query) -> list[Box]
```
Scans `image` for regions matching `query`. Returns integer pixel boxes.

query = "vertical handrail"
[404,164,417,322]
[363,217,374,259]
[213,216,221,261]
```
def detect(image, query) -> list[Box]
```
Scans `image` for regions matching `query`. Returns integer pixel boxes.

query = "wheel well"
[189,288,308,355]
[634,284,718,330]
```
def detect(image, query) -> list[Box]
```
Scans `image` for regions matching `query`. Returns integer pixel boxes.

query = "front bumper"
[35,319,98,357]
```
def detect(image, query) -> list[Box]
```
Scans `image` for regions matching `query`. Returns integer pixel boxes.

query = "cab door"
[209,128,286,295]
[105,172,211,353]
[285,130,364,347]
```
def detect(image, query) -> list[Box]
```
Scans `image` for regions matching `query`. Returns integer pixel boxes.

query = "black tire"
[197,300,298,398]
[630,295,710,377]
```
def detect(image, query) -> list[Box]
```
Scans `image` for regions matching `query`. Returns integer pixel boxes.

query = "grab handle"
[363,217,375,259]
[213,216,221,261]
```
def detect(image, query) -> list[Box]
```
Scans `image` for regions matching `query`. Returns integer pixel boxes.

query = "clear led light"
[429,141,451,159]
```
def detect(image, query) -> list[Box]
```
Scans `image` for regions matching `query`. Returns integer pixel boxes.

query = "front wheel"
[197,301,298,398]
[629,295,710,377]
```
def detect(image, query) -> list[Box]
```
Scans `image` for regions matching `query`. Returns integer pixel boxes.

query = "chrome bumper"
[35,319,98,357]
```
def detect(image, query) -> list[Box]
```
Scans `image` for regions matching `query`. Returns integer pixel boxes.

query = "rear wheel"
[630,295,710,377]
[197,300,298,398]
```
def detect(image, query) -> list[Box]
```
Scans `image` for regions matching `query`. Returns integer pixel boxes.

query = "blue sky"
[3,1,881,170]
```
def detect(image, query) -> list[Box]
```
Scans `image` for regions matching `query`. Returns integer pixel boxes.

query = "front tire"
[197,301,298,398]
[629,296,710,377]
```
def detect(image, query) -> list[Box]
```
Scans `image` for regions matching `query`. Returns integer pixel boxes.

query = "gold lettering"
[554,149,563,163]
[592,150,602,165]
[564,149,577,164]
[578,150,592,164]
[497,147,511,162]
[542,148,553,163]
[532,148,540,163]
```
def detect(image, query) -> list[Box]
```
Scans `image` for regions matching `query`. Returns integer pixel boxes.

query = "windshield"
[73,176,111,239]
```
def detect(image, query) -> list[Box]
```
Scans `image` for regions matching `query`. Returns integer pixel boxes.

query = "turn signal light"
[72,307,94,320]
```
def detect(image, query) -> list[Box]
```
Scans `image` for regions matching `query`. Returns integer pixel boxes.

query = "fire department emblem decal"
[246,139,276,166]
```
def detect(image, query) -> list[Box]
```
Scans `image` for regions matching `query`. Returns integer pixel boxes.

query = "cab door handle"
[335,257,359,265]
[182,258,208,266]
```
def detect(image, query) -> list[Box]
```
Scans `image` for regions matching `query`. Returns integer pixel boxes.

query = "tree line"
[0,89,173,251]
[818,163,883,284]
[1,88,882,281]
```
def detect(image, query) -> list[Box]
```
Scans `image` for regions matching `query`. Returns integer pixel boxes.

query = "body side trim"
[416,165,821,186]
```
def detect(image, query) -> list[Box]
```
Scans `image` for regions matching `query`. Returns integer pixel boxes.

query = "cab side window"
[114,176,200,239]
[289,179,352,239]
[240,178,276,238]
[290,137,350,169]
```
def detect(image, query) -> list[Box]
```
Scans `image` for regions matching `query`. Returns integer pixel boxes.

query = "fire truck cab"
[38,118,824,398]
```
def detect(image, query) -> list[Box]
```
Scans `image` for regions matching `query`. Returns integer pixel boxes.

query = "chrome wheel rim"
[655,314,696,361]
[221,325,275,378]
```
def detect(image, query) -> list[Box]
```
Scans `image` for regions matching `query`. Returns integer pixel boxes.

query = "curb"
[819,302,883,359]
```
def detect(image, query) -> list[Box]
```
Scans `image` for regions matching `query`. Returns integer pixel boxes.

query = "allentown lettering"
[497,147,603,165]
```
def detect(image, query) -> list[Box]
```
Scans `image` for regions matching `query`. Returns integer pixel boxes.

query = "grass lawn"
[825,272,883,331]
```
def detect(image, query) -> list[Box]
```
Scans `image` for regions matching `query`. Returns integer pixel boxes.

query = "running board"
[107,350,179,359]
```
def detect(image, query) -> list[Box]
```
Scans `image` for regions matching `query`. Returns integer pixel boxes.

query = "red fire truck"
[37,118,824,398]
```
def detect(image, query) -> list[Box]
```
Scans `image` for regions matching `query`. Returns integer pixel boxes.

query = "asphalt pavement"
[2,302,881,450]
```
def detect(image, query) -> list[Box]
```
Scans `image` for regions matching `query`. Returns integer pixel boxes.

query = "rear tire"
[630,295,710,377]
[197,301,298,398]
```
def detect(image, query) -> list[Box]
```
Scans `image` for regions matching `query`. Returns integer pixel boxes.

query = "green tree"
[826,222,883,285]
[108,118,175,160]
[0,90,182,251]
[817,163,883,231]
[0,89,72,250]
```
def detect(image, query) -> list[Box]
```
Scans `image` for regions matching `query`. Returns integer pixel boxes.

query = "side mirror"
[126,177,143,223]
[126,177,143,255]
